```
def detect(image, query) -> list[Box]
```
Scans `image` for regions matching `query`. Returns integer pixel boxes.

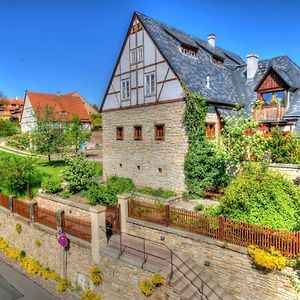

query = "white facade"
[20,95,36,133]
[102,17,185,111]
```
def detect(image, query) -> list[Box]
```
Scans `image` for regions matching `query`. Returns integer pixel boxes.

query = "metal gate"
[105,204,120,240]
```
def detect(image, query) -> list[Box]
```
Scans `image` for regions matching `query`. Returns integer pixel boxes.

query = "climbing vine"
[184,90,228,198]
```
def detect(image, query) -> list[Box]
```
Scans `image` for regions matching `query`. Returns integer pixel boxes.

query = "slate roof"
[136,13,300,119]
[27,91,91,122]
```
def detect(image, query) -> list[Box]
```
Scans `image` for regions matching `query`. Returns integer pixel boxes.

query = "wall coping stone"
[128,217,248,255]
[270,163,300,169]
[132,192,182,203]
[36,192,92,211]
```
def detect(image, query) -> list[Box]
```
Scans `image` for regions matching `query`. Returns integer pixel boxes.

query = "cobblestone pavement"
[0,251,80,300]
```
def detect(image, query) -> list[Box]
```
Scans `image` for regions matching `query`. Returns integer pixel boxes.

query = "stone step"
[180,283,203,300]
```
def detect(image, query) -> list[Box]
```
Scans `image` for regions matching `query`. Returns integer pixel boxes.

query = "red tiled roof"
[1,98,24,105]
[27,92,90,122]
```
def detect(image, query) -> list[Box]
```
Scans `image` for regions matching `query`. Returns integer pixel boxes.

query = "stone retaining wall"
[0,207,177,299]
[270,163,300,181]
[34,193,90,221]
[127,219,298,300]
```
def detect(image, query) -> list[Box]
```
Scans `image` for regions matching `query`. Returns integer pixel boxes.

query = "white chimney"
[247,54,259,80]
[207,33,215,48]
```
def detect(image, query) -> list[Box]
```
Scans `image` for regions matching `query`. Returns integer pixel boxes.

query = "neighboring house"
[101,12,300,192]
[20,91,91,133]
[0,97,24,120]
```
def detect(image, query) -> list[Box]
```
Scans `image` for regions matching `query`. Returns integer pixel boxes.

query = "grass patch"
[0,150,103,198]
[136,187,176,199]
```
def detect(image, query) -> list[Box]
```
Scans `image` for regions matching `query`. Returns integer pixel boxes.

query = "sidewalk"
[0,251,80,300]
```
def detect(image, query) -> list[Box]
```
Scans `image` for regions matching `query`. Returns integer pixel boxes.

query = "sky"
[0,0,299,108]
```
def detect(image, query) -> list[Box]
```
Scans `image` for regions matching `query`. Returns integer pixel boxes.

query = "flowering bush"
[151,274,165,287]
[81,289,102,300]
[248,245,287,270]
[89,266,103,286]
[140,279,155,297]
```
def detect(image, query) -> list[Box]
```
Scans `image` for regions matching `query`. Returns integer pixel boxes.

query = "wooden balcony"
[253,106,286,122]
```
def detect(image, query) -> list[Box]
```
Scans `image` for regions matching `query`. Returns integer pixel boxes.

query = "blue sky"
[0,0,299,107]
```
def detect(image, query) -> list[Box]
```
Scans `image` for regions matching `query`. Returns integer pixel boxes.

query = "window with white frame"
[137,47,143,62]
[130,49,137,64]
[145,73,155,96]
[121,79,130,100]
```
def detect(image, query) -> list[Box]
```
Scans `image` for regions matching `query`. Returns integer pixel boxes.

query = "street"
[0,259,57,300]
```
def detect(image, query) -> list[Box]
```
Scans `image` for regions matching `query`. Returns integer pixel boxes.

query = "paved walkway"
[0,252,79,300]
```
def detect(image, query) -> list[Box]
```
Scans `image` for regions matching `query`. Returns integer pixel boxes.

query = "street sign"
[58,234,69,248]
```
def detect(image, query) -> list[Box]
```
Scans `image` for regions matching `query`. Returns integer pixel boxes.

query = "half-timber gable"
[102,15,184,111]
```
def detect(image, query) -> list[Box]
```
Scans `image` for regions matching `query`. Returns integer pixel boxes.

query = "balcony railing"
[253,106,286,122]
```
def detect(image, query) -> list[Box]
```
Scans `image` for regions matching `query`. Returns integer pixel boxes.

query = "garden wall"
[0,206,176,299]
[270,163,300,181]
[127,218,298,300]
[34,193,90,221]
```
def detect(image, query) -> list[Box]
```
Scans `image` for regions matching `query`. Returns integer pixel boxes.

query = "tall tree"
[32,105,65,163]
[65,115,91,152]
[90,112,102,130]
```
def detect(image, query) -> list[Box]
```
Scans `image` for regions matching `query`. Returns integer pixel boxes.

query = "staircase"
[100,230,233,300]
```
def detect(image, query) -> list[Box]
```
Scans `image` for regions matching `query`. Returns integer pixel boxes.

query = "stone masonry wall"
[270,163,300,181]
[102,101,188,192]
[128,220,298,300]
[34,193,90,221]
[0,207,178,300]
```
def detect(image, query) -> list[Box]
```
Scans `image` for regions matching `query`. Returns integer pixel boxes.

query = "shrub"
[151,274,165,287]
[20,257,42,275]
[267,129,300,164]
[248,245,287,270]
[89,266,103,286]
[19,250,26,259]
[81,289,102,300]
[140,279,155,297]
[203,205,222,217]
[0,156,42,197]
[15,223,22,234]
[56,278,69,292]
[137,187,176,198]
[63,154,96,193]
[6,133,30,150]
[34,240,41,248]
[86,184,117,205]
[42,177,62,194]
[219,163,300,230]
[4,247,19,260]
[0,119,20,137]
[106,176,134,194]
[193,204,204,212]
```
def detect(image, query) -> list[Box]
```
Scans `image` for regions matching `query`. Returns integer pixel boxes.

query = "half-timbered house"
[101,12,300,192]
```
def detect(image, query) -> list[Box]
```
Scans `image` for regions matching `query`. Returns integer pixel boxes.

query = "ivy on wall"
[184,90,228,198]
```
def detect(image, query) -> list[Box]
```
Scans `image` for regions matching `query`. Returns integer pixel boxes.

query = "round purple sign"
[58,235,69,248]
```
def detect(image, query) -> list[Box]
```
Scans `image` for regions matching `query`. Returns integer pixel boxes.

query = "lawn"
[0,150,103,198]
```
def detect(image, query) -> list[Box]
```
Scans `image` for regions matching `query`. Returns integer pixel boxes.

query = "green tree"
[90,113,102,130]
[65,115,91,152]
[0,155,42,197]
[32,105,65,163]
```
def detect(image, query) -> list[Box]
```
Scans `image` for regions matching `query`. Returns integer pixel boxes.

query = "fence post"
[90,205,107,264]
[56,210,65,232]
[218,215,225,241]
[9,196,15,212]
[118,194,131,234]
[165,204,170,226]
[29,201,37,223]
